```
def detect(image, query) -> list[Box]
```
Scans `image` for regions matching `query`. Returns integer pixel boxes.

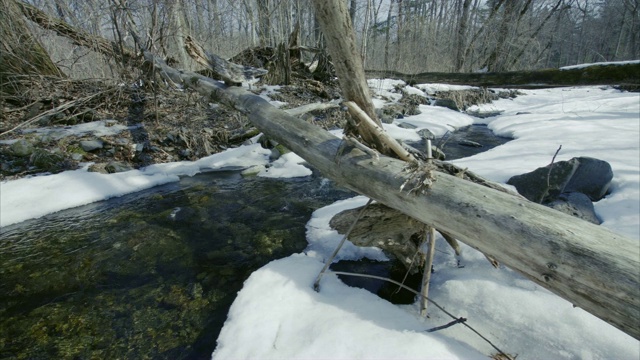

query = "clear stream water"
[0,124,509,359]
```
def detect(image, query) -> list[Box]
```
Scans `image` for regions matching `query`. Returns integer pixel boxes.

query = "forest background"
[12,0,640,80]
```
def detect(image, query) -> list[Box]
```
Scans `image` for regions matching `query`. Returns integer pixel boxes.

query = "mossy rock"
[29,149,75,173]
[10,139,35,157]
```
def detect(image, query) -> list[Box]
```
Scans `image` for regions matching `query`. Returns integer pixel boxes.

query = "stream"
[0,124,510,359]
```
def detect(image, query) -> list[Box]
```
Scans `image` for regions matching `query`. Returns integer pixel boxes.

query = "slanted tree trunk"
[0,0,62,95]
[311,0,388,154]
[15,1,137,66]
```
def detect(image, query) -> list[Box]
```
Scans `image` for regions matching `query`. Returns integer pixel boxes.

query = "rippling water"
[0,169,353,359]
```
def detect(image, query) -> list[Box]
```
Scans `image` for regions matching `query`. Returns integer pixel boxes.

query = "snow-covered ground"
[1,83,638,359]
[560,59,640,70]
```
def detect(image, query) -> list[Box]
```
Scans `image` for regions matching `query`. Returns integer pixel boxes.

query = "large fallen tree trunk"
[137,49,640,340]
[366,63,640,88]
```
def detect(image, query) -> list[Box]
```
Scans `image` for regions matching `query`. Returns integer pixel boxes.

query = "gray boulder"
[105,161,133,174]
[564,157,613,200]
[397,122,417,129]
[80,139,104,152]
[433,99,459,112]
[507,157,612,203]
[10,139,35,157]
[417,128,436,140]
[546,192,601,224]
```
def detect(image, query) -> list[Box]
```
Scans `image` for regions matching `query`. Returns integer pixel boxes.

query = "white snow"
[0,120,139,144]
[257,152,312,178]
[560,59,640,70]
[390,105,476,137]
[458,86,640,237]
[1,84,638,359]
[304,196,388,262]
[417,83,479,94]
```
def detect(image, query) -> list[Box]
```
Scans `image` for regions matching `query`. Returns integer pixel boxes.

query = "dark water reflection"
[407,123,511,161]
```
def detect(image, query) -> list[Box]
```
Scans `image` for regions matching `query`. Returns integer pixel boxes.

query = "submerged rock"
[241,165,266,176]
[105,161,133,173]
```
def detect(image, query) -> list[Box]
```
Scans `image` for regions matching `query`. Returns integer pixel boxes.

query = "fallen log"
[17,1,138,65]
[366,62,640,88]
[137,49,640,341]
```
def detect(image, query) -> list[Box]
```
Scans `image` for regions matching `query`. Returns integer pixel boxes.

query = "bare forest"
[6,0,640,79]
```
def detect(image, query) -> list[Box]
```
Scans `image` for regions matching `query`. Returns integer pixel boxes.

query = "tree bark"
[365,63,640,88]
[137,48,639,340]
[256,0,271,46]
[311,0,388,154]
[454,0,473,72]
[170,0,191,69]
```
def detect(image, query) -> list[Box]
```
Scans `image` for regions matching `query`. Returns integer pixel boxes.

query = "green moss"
[149,193,164,201]
[66,145,87,155]
[254,229,286,256]
[274,143,290,155]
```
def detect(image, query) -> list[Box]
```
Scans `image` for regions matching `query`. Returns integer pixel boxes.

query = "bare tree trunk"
[256,0,271,46]
[15,1,137,65]
[383,0,394,71]
[507,0,566,70]
[462,0,506,71]
[360,0,372,67]
[170,0,190,69]
[311,0,387,153]
[454,0,473,72]
[365,63,640,88]
[482,0,518,72]
[626,0,640,58]
[349,0,357,24]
